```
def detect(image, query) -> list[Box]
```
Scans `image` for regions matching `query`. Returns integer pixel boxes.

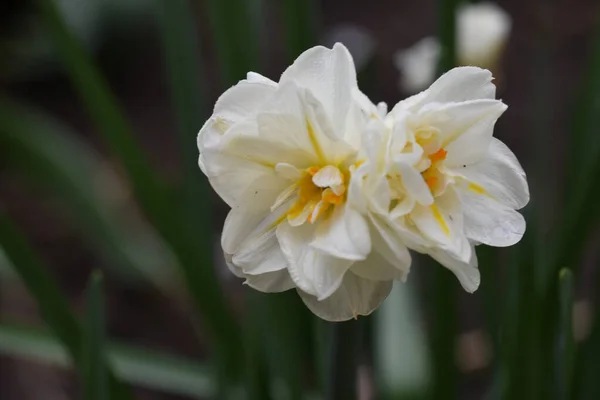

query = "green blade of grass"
[282,0,318,62]
[557,268,574,400]
[155,0,207,229]
[35,0,243,376]
[83,271,108,400]
[0,213,132,400]
[204,0,260,85]
[0,97,177,294]
[0,322,215,398]
[431,0,458,398]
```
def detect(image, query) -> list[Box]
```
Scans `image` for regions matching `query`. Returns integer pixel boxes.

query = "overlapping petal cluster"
[198,43,528,321]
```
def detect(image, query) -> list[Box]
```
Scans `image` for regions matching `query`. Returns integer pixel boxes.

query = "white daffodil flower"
[394,2,512,93]
[359,67,528,292]
[198,44,409,321]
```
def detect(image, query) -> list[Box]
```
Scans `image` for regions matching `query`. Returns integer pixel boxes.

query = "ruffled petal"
[298,272,393,321]
[280,43,358,137]
[459,186,526,247]
[311,203,371,261]
[418,99,507,166]
[244,269,295,293]
[277,223,353,300]
[449,137,529,210]
[410,186,471,262]
[429,243,480,293]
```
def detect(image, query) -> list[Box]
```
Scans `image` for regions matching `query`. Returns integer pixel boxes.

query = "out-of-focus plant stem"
[83,271,108,400]
[0,213,132,400]
[558,269,574,400]
[204,0,260,86]
[282,0,318,62]
[431,0,458,399]
[327,319,363,400]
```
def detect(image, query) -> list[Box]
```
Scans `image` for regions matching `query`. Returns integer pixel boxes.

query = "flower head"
[199,44,406,321]
[199,44,528,320]
[358,67,528,291]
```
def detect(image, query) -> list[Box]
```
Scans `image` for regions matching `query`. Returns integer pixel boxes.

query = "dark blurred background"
[1,0,600,399]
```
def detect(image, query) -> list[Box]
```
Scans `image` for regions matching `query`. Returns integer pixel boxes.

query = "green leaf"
[429,1,459,398]
[0,213,132,400]
[155,0,207,228]
[204,0,261,85]
[0,323,215,398]
[35,0,243,376]
[557,268,574,400]
[83,271,108,400]
[0,97,177,294]
[326,319,363,400]
[282,0,318,62]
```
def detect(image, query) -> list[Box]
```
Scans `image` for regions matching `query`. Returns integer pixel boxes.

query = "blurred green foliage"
[0,0,600,399]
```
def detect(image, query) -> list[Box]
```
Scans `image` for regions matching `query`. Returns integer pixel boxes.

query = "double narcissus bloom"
[198,43,529,321]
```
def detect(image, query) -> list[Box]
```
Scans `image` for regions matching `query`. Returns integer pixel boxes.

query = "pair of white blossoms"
[197,43,529,321]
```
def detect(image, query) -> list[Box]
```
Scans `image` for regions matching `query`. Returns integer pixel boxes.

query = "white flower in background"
[394,2,512,93]
[358,67,528,291]
[394,37,441,95]
[198,44,410,321]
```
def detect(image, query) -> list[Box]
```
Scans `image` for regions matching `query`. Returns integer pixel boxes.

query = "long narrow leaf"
[83,271,108,400]
[204,0,260,85]
[155,0,208,230]
[430,0,458,398]
[0,323,214,398]
[0,213,132,400]
[557,268,574,400]
[35,0,243,376]
[282,0,318,62]
[0,97,177,294]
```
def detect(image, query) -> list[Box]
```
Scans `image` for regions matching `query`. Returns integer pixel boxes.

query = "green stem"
[327,320,363,400]
[431,0,458,398]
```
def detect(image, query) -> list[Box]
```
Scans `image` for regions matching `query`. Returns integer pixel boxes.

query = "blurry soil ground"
[1,0,600,398]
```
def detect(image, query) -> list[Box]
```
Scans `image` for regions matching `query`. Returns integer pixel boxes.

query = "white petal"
[435,100,508,166]
[369,214,412,274]
[350,214,411,282]
[416,99,507,167]
[224,124,316,169]
[312,165,344,188]
[351,250,408,282]
[198,79,278,174]
[298,272,393,321]
[212,79,277,127]
[418,66,496,105]
[449,138,529,210]
[224,254,245,278]
[347,163,370,213]
[311,203,371,261]
[429,243,480,293]
[395,162,434,206]
[459,186,526,247]
[244,269,295,293]
[222,197,290,275]
[257,83,355,166]
[206,133,289,208]
[246,72,277,85]
[410,186,471,262]
[280,43,357,136]
[277,223,354,300]
[275,162,302,180]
